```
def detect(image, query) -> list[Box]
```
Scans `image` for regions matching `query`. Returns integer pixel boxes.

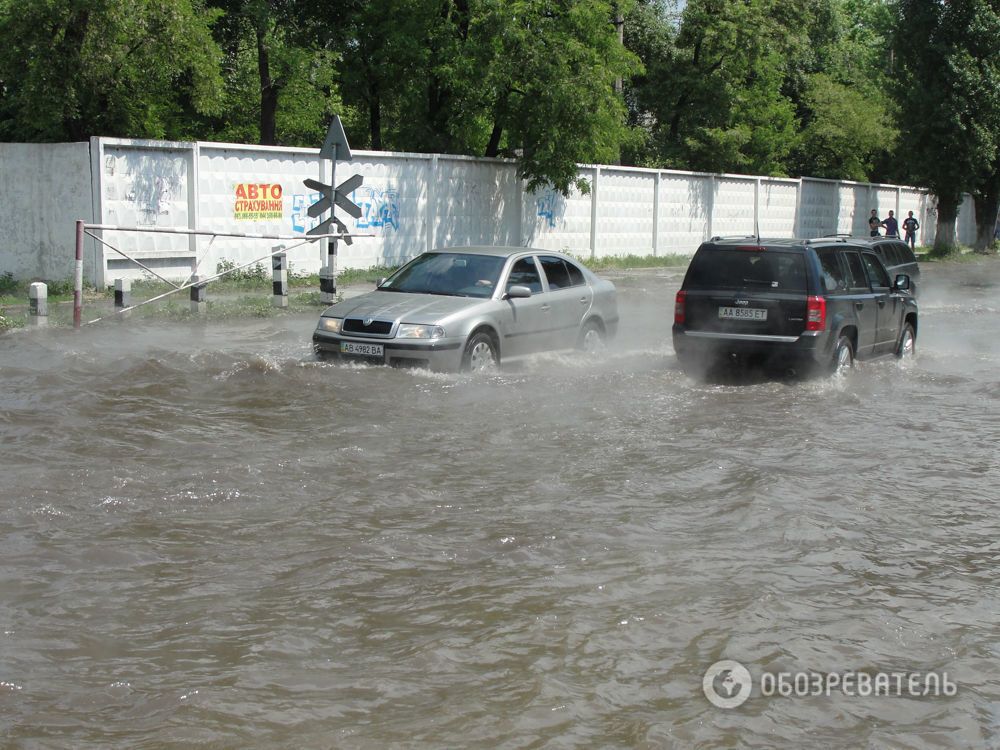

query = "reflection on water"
[1,262,999,748]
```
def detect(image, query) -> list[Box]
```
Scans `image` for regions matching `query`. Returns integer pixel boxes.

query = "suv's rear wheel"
[831,336,854,376]
[895,323,916,360]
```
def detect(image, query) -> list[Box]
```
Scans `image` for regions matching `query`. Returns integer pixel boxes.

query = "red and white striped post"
[74,219,84,328]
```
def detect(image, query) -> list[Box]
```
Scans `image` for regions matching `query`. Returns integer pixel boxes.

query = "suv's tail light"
[805,295,826,331]
[674,290,687,324]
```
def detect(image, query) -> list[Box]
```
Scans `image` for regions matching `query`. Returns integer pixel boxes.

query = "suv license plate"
[719,306,767,321]
[341,341,384,357]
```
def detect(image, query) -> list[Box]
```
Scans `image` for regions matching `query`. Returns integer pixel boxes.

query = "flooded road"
[2,260,999,748]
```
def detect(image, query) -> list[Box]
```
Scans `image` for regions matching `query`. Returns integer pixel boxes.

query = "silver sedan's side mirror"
[505,285,532,299]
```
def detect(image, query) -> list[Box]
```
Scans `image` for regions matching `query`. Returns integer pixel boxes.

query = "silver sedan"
[313,246,618,371]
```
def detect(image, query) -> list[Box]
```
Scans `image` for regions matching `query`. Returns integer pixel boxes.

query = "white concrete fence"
[0,138,977,285]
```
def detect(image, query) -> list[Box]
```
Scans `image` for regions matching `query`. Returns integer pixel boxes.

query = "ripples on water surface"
[2,262,999,748]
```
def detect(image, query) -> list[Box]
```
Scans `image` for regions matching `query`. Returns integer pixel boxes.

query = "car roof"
[428,246,574,260]
[703,236,893,251]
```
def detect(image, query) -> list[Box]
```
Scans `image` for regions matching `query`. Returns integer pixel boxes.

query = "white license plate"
[340,341,384,357]
[719,306,768,321]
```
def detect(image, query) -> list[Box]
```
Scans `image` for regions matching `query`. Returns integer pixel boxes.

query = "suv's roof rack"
[709,235,757,242]
[805,235,851,244]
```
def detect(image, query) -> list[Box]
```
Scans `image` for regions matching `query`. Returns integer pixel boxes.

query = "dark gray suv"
[672,237,919,377]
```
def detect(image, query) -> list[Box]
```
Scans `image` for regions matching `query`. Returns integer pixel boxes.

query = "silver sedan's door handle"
[580,297,589,304]
[540,304,550,312]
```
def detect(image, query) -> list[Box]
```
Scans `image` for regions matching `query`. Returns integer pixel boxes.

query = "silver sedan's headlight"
[396,323,445,339]
[317,317,343,333]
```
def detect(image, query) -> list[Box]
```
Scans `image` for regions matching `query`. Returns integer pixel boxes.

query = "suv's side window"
[842,251,870,291]
[862,253,891,289]
[817,250,848,293]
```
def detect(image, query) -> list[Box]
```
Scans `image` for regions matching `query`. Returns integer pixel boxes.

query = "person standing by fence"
[903,211,920,249]
[881,210,899,238]
[868,209,881,237]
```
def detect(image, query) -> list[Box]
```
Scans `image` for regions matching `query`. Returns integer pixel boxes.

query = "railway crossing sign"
[304,175,363,244]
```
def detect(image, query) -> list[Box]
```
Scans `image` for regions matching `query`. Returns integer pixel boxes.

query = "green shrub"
[0,271,16,296]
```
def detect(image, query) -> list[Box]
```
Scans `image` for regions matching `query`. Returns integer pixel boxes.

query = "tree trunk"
[256,27,278,146]
[485,123,503,158]
[63,9,91,141]
[972,183,999,252]
[933,193,959,253]
[369,81,382,150]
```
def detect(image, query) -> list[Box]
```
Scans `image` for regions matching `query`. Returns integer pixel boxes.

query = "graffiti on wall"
[291,192,321,233]
[355,187,400,232]
[537,190,559,228]
[105,152,186,226]
[234,183,283,220]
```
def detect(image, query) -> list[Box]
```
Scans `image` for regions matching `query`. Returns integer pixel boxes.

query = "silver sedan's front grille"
[343,318,393,337]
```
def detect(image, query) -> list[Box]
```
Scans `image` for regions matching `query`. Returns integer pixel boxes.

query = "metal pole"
[74,220,84,328]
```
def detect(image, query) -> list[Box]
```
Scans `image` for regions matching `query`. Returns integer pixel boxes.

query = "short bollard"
[319,265,336,304]
[28,282,48,327]
[114,278,131,318]
[190,275,207,314]
[272,249,288,308]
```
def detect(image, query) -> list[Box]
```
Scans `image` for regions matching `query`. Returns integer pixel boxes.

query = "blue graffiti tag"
[291,192,321,233]
[355,187,400,231]
[537,190,558,228]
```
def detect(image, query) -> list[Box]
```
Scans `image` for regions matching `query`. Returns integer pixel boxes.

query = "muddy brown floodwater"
[1,260,999,749]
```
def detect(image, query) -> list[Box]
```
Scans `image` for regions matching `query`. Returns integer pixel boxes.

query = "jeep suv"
[672,237,918,377]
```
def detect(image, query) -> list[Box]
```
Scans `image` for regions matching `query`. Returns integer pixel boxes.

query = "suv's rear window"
[685,249,807,292]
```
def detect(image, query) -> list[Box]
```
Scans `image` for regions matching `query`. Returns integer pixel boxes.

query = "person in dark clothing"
[902,211,920,249]
[868,209,881,237]
[881,210,899,238]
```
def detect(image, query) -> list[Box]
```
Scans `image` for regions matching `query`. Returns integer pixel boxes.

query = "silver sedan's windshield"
[379,253,506,298]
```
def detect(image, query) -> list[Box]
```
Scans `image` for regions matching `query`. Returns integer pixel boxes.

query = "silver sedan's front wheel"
[462,331,498,372]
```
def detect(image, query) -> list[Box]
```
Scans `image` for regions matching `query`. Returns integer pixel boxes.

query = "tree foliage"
[894,0,1000,250]
[0,0,224,141]
[0,0,998,209]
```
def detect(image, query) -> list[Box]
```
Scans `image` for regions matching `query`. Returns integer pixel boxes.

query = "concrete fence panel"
[655,173,712,255]
[0,137,983,285]
[713,177,757,238]
[0,143,94,280]
[596,168,656,258]
[760,179,799,238]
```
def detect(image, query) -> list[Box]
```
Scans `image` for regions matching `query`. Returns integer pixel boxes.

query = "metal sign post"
[309,116,362,304]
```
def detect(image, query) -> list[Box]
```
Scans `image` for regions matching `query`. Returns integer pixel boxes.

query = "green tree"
[787,0,898,182]
[790,73,897,181]
[895,0,1000,251]
[472,0,641,193]
[206,0,345,146]
[0,0,224,141]
[636,0,812,175]
[329,0,639,195]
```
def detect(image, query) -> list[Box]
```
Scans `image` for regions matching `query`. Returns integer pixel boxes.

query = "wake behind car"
[313,247,618,371]
[672,236,918,378]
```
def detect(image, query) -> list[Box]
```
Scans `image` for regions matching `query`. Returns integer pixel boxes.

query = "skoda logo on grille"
[364,317,374,326]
